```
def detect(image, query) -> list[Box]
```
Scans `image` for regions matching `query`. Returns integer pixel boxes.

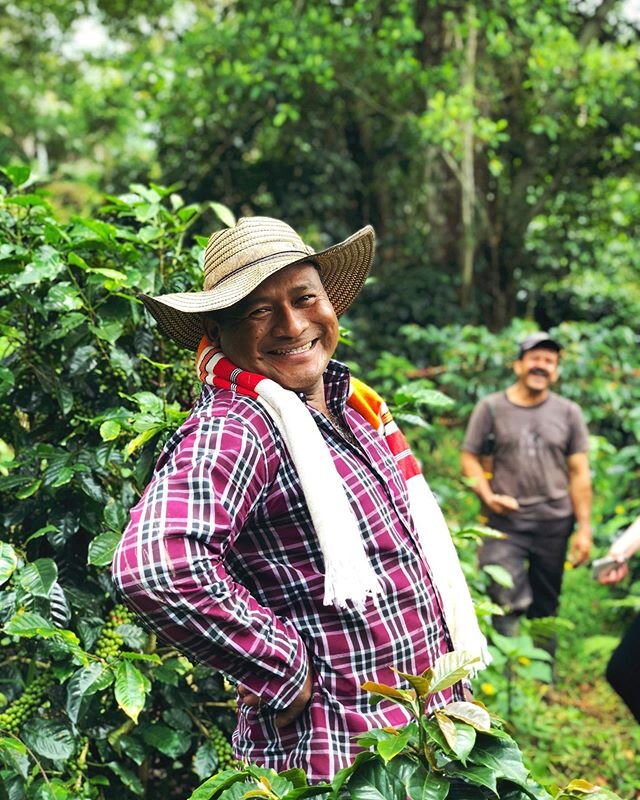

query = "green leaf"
[22,719,76,762]
[67,251,90,270]
[87,531,121,567]
[209,202,236,228]
[19,558,58,598]
[345,757,408,800]
[442,762,496,793]
[90,320,124,344]
[138,225,163,243]
[0,542,18,585]
[104,500,127,532]
[442,701,491,732]
[87,266,128,281]
[100,420,122,441]
[390,667,432,698]
[429,651,480,694]
[0,735,30,779]
[142,722,191,758]
[187,769,248,800]
[13,246,65,286]
[125,425,163,458]
[376,726,414,763]
[1,164,31,186]
[434,712,476,762]
[361,681,416,703]
[482,563,514,588]
[114,660,150,723]
[66,663,113,724]
[467,734,530,786]
[116,623,148,650]
[31,778,73,799]
[107,761,144,796]
[4,611,57,637]
[16,479,42,499]
[406,767,449,800]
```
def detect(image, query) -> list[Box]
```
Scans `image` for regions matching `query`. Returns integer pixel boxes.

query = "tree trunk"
[460,3,477,307]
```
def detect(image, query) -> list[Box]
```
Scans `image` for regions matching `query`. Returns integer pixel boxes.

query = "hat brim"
[139,225,375,350]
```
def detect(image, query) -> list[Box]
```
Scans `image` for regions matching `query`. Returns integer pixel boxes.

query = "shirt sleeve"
[566,402,590,455]
[461,399,493,455]
[111,411,309,711]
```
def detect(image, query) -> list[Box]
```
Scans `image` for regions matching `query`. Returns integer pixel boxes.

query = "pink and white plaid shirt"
[112,361,462,781]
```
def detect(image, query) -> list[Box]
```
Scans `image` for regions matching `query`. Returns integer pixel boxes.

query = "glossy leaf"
[114,660,150,723]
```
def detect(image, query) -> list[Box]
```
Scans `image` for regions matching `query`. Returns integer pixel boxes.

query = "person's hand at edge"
[598,561,629,585]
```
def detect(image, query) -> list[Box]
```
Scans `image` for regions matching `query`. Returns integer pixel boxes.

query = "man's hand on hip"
[236,668,313,729]
[275,669,313,728]
[486,493,519,515]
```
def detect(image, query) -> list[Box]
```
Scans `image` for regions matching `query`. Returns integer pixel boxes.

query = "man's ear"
[201,313,220,344]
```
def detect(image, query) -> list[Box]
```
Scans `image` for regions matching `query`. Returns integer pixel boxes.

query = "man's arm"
[567,451,592,565]
[112,413,310,714]
[460,451,519,516]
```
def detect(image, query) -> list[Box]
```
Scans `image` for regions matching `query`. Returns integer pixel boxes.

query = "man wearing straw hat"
[113,216,488,781]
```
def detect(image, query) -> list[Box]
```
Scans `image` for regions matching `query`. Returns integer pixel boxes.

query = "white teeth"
[273,341,313,355]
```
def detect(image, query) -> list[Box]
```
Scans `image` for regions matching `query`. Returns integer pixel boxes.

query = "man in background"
[461,332,592,652]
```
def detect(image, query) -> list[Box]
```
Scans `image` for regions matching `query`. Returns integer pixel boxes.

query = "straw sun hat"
[139,216,375,350]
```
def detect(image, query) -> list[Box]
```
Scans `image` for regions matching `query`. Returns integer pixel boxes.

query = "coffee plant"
[0,165,238,799]
[188,651,622,800]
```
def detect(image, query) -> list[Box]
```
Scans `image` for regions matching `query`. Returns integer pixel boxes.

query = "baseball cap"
[517,332,562,358]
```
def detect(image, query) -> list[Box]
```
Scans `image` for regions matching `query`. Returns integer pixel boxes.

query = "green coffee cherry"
[0,673,55,735]
[94,604,136,660]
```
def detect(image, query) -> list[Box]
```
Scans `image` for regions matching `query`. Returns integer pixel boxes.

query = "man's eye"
[248,307,271,318]
[298,294,315,304]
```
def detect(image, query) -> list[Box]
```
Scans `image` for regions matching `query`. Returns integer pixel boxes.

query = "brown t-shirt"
[462,391,589,528]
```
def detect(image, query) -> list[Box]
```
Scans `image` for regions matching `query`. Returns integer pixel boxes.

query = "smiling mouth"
[270,340,316,356]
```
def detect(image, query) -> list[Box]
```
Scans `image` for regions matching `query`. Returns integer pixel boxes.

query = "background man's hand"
[486,493,519,515]
[569,526,592,566]
[236,669,313,729]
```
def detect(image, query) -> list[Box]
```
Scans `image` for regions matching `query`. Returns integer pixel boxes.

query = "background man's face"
[205,263,340,397]
[514,347,560,392]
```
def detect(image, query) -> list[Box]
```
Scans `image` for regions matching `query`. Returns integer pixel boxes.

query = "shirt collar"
[294,359,351,412]
[323,359,351,412]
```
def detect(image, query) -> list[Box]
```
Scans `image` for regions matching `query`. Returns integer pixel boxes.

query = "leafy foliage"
[0,168,237,798]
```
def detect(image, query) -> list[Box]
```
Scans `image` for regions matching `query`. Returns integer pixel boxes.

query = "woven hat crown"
[138,215,375,350]
[203,217,313,291]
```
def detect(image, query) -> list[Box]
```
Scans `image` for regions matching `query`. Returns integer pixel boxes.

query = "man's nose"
[273,305,306,337]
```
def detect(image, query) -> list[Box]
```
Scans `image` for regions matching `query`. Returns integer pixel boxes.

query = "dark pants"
[606,613,640,722]
[479,516,574,648]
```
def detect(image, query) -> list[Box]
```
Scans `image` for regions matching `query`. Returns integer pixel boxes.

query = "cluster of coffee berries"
[0,673,54,735]
[94,604,136,660]
[210,723,238,770]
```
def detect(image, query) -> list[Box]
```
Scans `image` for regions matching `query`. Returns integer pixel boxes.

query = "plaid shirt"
[113,361,461,781]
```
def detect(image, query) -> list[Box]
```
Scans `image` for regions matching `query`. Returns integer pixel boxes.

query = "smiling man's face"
[203,263,340,404]
[514,347,560,394]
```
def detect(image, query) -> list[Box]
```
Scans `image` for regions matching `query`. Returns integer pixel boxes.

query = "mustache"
[528,368,550,378]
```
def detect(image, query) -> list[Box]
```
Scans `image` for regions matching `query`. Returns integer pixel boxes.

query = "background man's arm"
[567,451,592,565]
[461,451,519,516]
